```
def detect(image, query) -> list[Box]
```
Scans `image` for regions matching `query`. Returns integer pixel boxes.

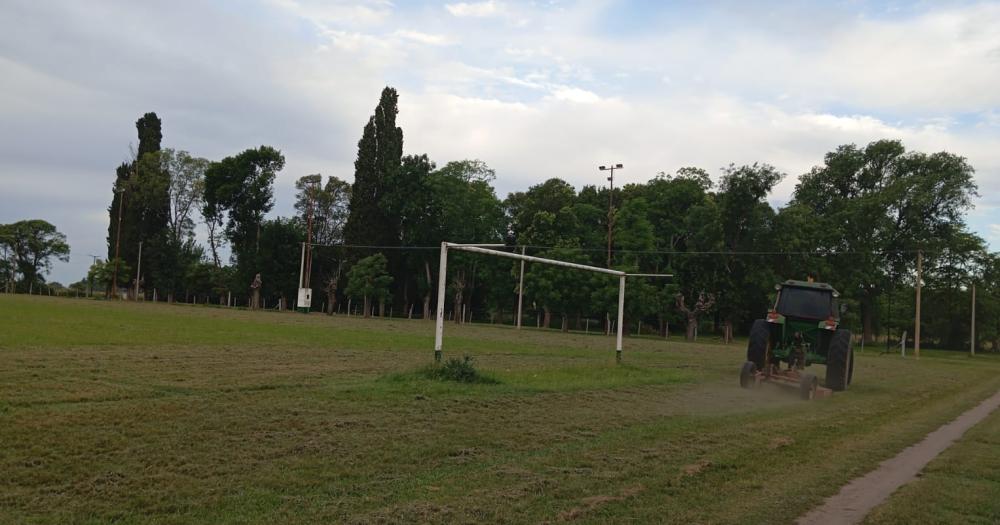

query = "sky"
[2,0,1000,285]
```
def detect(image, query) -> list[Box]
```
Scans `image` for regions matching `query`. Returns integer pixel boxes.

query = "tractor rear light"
[767,311,779,323]
[824,317,836,330]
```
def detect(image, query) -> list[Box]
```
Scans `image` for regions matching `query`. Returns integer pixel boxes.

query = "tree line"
[2,86,996,351]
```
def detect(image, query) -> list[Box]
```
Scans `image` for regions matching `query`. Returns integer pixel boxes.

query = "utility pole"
[599,163,623,268]
[297,178,321,314]
[971,282,976,357]
[914,250,922,359]
[304,178,319,288]
[134,241,143,301]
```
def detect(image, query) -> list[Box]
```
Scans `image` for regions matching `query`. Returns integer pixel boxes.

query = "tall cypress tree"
[343,87,404,249]
[106,112,167,295]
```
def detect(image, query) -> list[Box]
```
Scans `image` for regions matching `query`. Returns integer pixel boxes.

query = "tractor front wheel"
[826,329,853,391]
[747,319,770,369]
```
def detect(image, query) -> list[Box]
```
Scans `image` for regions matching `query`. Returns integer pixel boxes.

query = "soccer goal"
[433,242,670,364]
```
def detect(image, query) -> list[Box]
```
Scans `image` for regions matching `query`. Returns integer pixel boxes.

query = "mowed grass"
[865,402,1000,525]
[2,295,1000,524]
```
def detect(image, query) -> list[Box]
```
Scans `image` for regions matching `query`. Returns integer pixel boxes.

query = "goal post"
[433,242,669,364]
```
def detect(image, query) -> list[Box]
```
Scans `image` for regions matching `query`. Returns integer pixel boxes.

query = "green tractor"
[740,279,854,399]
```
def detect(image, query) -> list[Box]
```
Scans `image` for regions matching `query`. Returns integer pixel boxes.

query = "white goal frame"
[434,242,670,363]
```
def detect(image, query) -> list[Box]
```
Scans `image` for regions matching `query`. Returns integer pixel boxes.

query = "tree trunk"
[326,281,338,315]
[561,314,569,332]
[723,319,733,344]
[363,295,370,318]
[378,299,385,317]
[861,294,875,344]
[452,271,465,325]
[685,317,696,341]
[543,307,551,329]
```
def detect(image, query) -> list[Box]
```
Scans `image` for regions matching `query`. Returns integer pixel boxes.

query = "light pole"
[599,163,623,268]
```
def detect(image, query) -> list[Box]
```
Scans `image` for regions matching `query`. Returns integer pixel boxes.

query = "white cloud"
[549,86,602,104]
[445,1,501,18]
[393,29,452,46]
[267,0,393,26]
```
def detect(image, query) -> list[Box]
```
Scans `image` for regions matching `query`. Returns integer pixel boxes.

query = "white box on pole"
[297,287,312,311]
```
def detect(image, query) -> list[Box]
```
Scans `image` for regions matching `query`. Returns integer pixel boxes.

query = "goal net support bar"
[434,242,670,364]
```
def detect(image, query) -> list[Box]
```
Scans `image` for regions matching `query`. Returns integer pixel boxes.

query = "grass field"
[865,403,1000,525]
[2,295,1000,524]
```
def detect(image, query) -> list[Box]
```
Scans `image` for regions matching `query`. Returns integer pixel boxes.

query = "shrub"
[422,355,498,384]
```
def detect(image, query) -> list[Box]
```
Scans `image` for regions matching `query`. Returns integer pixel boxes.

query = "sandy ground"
[797,389,1000,525]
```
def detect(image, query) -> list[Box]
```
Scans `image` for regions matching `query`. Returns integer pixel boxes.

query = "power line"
[304,242,939,257]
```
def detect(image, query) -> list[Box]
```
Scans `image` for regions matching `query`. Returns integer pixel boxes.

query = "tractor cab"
[741,278,854,399]
[773,280,840,322]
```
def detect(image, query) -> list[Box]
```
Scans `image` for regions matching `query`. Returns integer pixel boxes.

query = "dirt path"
[797,389,1000,525]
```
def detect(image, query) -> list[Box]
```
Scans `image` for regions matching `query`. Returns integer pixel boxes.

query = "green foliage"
[0,219,70,291]
[106,112,167,290]
[421,355,499,384]
[505,178,577,244]
[343,87,404,250]
[792,139,980,342]
[294,174,350,246]
[88,258,131,293]
[345,253,393,316]
[203,145,285,285]
[255,218,305,303]
[159,148,209,244]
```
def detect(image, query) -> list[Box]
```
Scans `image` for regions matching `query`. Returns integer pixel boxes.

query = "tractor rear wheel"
[826,329,853,391]
[800,373,818,400]
[747,319,770,369]
[740,361,757,389]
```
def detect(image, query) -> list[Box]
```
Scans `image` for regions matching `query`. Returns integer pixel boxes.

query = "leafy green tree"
[523,245,597,330]
[203,145,285,288]
[505,178,577,244]
[0,220,70,292]
[256,218,305,308]
[974,252,1000,352]
[714,163,783,341]
[295,174,351,246]
[393,158,505,321]
[160,149,209,244]
[613,197,656,268]
[88,258,131,296]
[345,253,393,318]
[792,140,978,342]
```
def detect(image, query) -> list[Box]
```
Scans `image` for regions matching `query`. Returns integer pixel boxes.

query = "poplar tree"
[343,87,404,250]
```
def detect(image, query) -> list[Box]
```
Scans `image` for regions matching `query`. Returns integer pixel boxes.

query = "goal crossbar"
[434,242,671,364]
